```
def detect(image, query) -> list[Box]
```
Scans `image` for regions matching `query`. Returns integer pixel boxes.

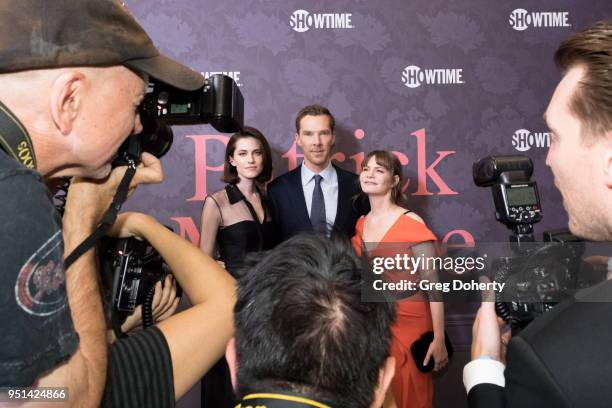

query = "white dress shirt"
[301,162,338,231]
[463,357,506,394]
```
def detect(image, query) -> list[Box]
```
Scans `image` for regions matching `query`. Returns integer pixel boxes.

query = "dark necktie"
[310,174,327,233]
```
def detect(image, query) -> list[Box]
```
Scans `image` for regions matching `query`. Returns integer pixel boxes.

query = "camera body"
[473,155,589,330]
[113,73,244,166]
[490,231,585,330]
[99,236,170,314]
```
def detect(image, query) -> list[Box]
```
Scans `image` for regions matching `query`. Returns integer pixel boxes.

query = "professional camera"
[56,74,242,324]
[473,155,594,332]
[99,235,180,334]
[113,73,243,166]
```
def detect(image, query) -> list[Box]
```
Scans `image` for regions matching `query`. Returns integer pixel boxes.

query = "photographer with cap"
[0,1,235,406]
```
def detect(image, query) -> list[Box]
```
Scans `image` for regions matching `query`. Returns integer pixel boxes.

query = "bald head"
[0,66,148,179]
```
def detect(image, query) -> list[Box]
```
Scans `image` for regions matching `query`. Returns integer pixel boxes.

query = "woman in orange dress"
[352,150,448,408]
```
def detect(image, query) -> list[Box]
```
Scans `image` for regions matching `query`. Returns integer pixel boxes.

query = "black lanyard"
[0,100,36,169]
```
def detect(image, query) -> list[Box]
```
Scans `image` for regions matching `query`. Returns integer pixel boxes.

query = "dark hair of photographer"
[229,233,396,408]
[223,126,273,184]
[554,20,612,139]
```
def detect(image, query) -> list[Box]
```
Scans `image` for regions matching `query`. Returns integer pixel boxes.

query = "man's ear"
[295,132,301,147]
[49,70,86,135]
[604,144,612,189]
[225,336,238,391]
[370,356,395,408]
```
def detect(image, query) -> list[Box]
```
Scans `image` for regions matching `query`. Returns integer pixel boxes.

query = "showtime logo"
[509,9,571,31]
[401,65,464,89]
[512,129,551,152]
[201,71,242,87]
[290,9,353,33]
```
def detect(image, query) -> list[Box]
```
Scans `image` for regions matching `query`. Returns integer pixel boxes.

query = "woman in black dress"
[198,126,274,407]
[199,126,275,276]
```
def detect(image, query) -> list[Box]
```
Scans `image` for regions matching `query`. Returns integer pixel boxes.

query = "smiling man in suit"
[268,104,368,241]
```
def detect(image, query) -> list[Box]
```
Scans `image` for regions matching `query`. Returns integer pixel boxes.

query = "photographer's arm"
[413,241,448,372]
[112,212,236,399]
[34,156,164,405]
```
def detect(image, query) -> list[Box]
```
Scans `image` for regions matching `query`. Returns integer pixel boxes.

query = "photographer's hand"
[64,153,163,230]
[120,275,180,333]
[471,302,503,361]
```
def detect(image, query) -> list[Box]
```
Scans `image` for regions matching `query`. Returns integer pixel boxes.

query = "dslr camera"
[56,74,243,333]
[114,73,243,166]
[99,236,176,333]
[473,155,595,332]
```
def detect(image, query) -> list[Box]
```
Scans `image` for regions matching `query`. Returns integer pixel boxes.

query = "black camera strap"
[0,100,37,169]
[64,160,137,269]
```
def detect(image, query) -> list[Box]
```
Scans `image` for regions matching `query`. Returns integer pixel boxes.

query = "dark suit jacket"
[267,164,368,242]
[468,279,612,408]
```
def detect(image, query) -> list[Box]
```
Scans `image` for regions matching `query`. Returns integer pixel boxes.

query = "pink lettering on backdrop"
[282,140,303,171]
[410,128,458,196]
[189,128,456,200]
[442,229,475,246]
[187,134,229,202]
[171,217,201,245]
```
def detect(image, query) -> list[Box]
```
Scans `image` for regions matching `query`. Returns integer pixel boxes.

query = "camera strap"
[0,100,37,169]
[64,160,137,269]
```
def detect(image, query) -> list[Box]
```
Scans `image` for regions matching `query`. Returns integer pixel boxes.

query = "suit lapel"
[288,166,312,228]
[334,165,348,229]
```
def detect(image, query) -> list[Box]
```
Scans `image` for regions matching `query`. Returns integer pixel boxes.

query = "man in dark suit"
[464,20,612,408]
[268,104,367,241]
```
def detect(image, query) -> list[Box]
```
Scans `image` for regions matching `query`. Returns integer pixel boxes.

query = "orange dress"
[352,214,437,408]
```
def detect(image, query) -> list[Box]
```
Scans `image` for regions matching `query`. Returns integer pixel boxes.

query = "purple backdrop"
[121,1,611,406]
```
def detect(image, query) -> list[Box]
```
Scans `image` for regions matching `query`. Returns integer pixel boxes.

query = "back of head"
[234,234,395,408]
[555,19,612,138]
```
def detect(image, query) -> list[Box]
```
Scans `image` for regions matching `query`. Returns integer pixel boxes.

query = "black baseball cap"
[0,0,204,90]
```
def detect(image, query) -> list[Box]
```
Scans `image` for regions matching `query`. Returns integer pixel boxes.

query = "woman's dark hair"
[362,150,405,206]
[223,126,273,184]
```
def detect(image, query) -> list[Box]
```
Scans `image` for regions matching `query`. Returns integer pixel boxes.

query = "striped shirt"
[103,326,174,407]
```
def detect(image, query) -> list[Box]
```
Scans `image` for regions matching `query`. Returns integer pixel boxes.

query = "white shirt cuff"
[463,358,506,394]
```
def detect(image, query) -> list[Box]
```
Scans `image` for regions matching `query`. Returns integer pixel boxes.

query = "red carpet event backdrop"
[123,0,611,246]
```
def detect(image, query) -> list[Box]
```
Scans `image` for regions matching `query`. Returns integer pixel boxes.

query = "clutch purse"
[410,331,453,373]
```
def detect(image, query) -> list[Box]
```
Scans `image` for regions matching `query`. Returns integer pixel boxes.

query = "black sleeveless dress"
[214,185,275,276]
[201,184,276,408]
